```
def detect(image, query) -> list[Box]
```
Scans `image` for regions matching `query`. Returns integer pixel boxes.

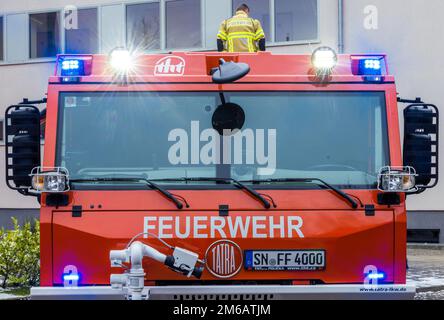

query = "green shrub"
[0,218,40,288]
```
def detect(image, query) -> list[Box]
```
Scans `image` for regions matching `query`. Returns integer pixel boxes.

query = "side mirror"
[403,104,439,189]
[212,59,250,84]
[5,105,41,192]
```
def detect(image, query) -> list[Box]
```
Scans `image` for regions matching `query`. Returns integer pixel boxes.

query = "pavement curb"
[0,295,29,301]
[416,286,444,293]
[407,243,444,250]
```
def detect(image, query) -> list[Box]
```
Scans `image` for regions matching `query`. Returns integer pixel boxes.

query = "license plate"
[245,250,326,271]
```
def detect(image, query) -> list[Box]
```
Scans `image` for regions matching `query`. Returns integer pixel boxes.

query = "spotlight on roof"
[109,48,134,74]
[311,46,338,76]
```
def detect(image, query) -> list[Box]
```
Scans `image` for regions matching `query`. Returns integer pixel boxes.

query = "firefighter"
[217,4,266,53]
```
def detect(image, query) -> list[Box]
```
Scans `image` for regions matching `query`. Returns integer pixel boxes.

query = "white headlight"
[109,48,134,73]
[30,167,70,193]
[378,166,417,192]
[311,47,338,72]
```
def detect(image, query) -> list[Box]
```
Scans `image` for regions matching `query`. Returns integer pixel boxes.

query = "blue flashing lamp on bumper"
[63,273,80,281]
[57,55,93,83]
[366,271,386,280]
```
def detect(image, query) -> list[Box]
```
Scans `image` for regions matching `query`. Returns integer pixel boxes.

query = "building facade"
[0,0,443,241]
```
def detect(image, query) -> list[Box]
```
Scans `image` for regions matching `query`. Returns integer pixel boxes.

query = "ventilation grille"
[407,229,440,243]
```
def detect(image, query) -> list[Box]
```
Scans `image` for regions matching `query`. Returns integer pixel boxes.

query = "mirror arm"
[397,96,423,104]
[219,92,226,105]
[405,187,427,197]
[217,59,227,104]
[17,188,40,198]
[19,97,47,105]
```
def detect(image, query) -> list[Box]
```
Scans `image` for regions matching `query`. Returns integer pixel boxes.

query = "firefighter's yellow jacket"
[217,11,265,53]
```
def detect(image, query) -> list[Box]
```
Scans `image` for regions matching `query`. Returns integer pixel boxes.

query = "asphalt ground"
[407,245,444,300]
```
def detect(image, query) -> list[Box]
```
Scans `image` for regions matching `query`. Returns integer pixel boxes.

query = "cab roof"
[51,51,393,84]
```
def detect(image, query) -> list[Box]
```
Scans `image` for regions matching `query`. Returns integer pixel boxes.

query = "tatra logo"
[154,56,186,76]
[205,240,243,279]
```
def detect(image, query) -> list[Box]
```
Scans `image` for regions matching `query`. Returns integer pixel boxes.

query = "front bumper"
[31,284,416,300]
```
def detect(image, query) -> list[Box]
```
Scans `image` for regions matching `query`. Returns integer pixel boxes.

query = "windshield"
[56,91,389,188]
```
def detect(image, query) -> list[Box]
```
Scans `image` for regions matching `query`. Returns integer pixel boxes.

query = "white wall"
[344,0,444,210]
[0,62,54,208]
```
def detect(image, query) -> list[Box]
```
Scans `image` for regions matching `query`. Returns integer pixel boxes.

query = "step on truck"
[4,47,439,300]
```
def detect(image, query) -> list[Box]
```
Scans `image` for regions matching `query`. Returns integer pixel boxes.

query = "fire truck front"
[4,48,439,300]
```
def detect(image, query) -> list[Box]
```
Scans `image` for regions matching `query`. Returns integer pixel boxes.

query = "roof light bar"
[57,55,93,78]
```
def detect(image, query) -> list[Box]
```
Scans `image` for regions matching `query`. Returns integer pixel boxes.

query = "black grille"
[407,229,440,243]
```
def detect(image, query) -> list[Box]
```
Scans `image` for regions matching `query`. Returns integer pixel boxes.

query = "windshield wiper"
[151,177,273,209]
[240,178,358,209]
[70,177,186,209]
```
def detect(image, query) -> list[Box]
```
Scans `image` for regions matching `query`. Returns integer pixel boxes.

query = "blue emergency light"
[58,55,93,79]
[364,59,382,70]
[359,58,383,75]
[350,55,386,83]
[59,58,85,77]
[365,270,386,282]
[62,59,80,70]
[367,272,386,280]
[63,274,80,281]
[352,55,386,76]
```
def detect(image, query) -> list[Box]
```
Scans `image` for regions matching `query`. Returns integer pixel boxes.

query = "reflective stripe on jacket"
[217,11,265,53]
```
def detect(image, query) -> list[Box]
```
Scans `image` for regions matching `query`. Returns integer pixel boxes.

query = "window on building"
[166,0,201,49]
[0,16,4,61]
[232,0,318,43]
[127,2,161,51]
[65,8,98,54]
[30,12,61,59]
[232,0,270,40]
[275,0,317,42]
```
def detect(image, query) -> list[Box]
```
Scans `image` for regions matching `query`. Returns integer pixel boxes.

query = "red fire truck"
[4,48,439,299]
